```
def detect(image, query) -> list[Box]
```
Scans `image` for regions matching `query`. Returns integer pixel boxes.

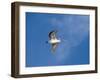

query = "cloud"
[51,15,89,47]
[50,14,89,62]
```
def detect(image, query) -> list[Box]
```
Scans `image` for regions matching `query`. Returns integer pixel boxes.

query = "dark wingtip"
[46,41,48,44]
[48,30,57,38]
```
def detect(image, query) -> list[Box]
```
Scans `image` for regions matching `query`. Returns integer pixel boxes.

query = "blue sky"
[26,12,90,67]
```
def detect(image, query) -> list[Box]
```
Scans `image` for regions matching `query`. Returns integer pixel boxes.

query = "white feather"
[49,39,61,44]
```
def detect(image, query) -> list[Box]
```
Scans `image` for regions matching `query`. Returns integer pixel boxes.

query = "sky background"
[26,12,90,67]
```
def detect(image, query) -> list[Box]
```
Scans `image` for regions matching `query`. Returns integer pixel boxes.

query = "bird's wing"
[51,43,58,52]
[49,31,56,39]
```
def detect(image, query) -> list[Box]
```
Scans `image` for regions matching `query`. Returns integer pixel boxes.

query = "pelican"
[48,30,61,52]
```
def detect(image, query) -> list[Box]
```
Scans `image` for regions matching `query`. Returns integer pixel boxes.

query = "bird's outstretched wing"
[49,31,57,39]
[51,43,58,53]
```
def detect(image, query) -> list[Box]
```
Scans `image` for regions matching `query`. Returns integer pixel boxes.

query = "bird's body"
[49,39,61,44]
[48,30,61,52]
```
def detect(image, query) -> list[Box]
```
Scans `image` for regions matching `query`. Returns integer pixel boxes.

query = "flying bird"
[48,30,61,52]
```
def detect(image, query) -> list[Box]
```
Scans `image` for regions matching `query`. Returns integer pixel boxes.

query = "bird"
[48,30,61,52]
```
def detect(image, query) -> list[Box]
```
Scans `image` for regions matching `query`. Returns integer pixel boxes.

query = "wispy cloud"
[50,14,89,62]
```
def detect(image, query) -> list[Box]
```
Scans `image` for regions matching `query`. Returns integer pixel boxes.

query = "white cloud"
[50,14,89,62]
